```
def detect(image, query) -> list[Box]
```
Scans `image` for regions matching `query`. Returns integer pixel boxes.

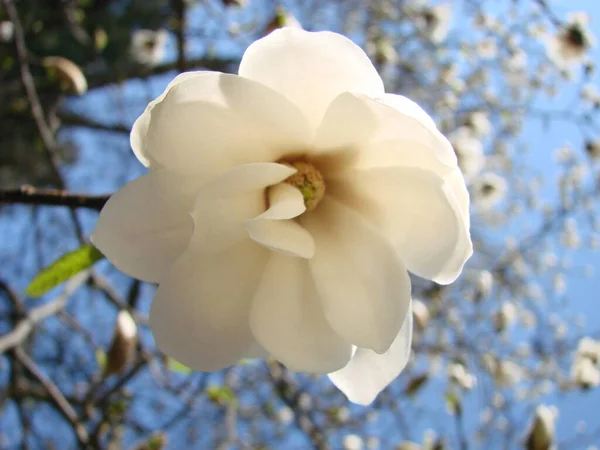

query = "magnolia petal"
[246,219,315,259]
[312,92,379,152]
[191,163,296,255]
[150,240,269,372]
[445,168,471,229]
[244,342,270,359]
[381,94,438,133]
[301,198,411,353]
[138,71,311,176]
[254,182,306,220]
[91,171,193,283]
[328,301,413,405]
[327,167,472,285]
[245,181,314,258]
[378,94,456,167]
[131,72,202,167]
[239,28,384,129]
[250,253,352,373]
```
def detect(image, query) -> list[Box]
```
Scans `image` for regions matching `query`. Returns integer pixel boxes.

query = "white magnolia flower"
[547,12,595,66]
[92,29,472,405]
[130,29,168,66]
[477,38,498,60]
[493,360,523,387]
[585,140,600,160]
[276,406,294,425]
[448,127,485,182]
[571,357,600,389]
[494,302,517,333]
[343,434,364,450]
[575,337,600,364]
[465,111,492,137]
[448,361,477,390]
[0,21,14,43]
[412,299,430,330]
[476,269,494,297]
[416,3,453,44]
[471,172,507,210]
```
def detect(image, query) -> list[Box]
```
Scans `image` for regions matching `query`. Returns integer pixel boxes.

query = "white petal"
[328,301,413,405]
[239,28,384,129]
[245,181,314,258]
[445,168,471,229]
[312,92,379,152]
[244,342,269,359]
[131,72,202,167]
[301,198,411,353]
[191,163,296,255]
[254,182,306,220]
[135,71,311,176]
[314,93,457,177]
[327,167,472,285]
[150,240,269,371]
[246,219,315,259]
[91,171,193,283]
[381,94,438,134]
[249,253,352,373]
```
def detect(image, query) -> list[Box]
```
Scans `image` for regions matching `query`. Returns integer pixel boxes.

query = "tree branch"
[171,0,187,73]
[0,185,109,210]
[0,271,89,354]
[14,347,90,446]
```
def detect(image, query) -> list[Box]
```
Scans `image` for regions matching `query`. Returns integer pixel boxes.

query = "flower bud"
[41,56,87,96]
[525,405,557,450]
[104,310,137,376]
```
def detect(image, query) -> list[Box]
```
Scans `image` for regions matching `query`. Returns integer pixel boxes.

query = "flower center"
[281,160,325,212]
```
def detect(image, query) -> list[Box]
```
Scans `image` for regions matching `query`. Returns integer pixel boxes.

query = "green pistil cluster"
[283,160,326,212]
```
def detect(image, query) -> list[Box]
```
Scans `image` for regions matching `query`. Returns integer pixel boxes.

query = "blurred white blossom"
[416,3,453,43]
[130,29,168,66]
[571,357,600,390]
[343,434,364,450]
[276,406,294,425]
[448,127,485,182]
[471,173,507,210]
[0,21,13,42]
[448,361,477,390]
[494,302,517,332]
[547,12,595,66]
[412,299,430,330]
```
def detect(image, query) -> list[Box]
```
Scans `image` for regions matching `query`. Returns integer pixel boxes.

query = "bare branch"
[0,271,89,354]
[0,185,110,210]
[14,347,90,446]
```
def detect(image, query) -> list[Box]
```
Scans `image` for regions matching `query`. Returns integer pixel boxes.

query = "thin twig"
[0,271,89,354]
[0,185,110,210]
[3,0,85,240]
[14,347,90,446]
[266,361,329,450]
[171,0,187,73]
